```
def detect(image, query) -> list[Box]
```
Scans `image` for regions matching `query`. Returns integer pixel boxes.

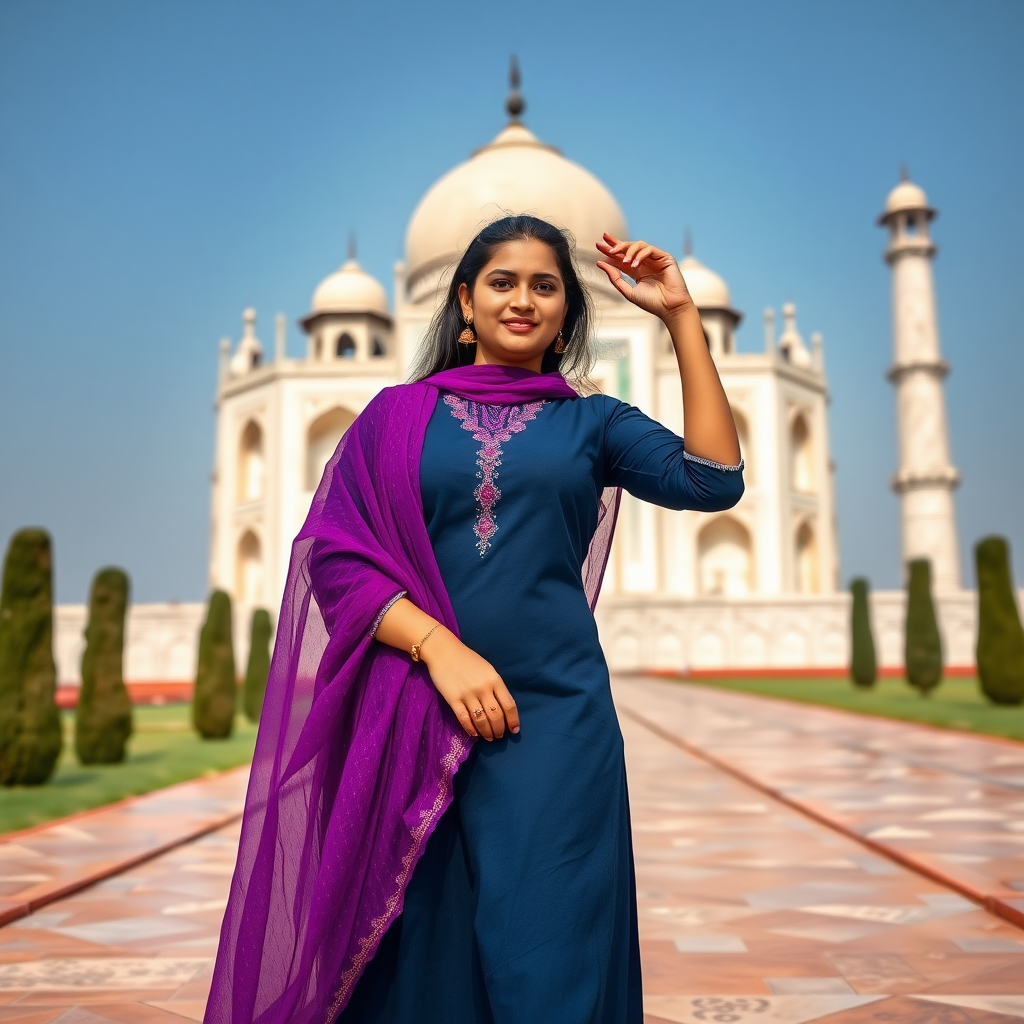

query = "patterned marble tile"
[48,1012,120,1024]
[765,978,855,995]
[954,937,1024,953]
[141,1003,206,1022]
[54,919,202,947]
[824,952,926,991]
[673,936,748,953]
[815,994,1021,1021]
[912,994,1024,1018]
[0,960,209,991]
[618,683,1024,1010]
[615,677,1024,930]
[643,994,885,1022]
[0,679,1020,1019]
[0,771,248,929]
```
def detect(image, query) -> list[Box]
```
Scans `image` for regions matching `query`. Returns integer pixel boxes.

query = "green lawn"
[678,675,1024,742]
[0,704,258,835]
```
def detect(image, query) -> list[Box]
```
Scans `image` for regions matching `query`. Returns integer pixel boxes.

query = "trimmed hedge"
[193,590,236,739]
[850,577,877,688]
[0,529,63,785]
[242,608,272,723]
[75,568,133,764]
[905,559,943,696]
[975,536,1024,706]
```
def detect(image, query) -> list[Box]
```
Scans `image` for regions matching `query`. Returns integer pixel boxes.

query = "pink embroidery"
[443,395,546,555]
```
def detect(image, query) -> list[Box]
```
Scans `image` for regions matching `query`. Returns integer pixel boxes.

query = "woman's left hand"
[596,234,693,322]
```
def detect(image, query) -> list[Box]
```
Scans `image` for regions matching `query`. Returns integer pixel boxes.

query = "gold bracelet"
[410,623,439,662]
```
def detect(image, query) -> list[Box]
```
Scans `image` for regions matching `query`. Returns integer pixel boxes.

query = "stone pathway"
[0,682,1020,1022]
[0,822,238,1021]
[618,681,1024,1023]
[0,769,248,929]
[615,678,1024,929]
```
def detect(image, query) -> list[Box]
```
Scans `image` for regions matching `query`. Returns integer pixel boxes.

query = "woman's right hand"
[420,627,519,741]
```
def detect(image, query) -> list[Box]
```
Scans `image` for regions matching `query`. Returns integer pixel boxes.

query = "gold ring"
[472,708,485,718]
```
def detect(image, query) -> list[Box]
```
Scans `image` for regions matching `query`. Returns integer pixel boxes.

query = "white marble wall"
[54,603,205,686]
[53,590,1023,688]
[594,589,1024,674]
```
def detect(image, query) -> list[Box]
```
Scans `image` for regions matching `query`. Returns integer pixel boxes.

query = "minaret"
[879,170,961,589]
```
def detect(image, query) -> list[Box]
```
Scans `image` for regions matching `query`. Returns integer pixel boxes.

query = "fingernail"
[512,726,520,734]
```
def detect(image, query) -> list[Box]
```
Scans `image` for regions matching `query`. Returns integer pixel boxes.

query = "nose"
[510,283,534,311]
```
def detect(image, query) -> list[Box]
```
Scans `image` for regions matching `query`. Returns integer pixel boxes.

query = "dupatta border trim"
[325,730,469,1021]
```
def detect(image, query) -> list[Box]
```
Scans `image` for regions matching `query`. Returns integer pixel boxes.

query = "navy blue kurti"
[339,391,744,1024]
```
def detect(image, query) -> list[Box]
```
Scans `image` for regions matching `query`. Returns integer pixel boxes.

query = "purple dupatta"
[204,365,619,1024]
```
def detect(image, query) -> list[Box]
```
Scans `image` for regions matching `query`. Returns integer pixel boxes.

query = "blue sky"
[0,0,1021,603]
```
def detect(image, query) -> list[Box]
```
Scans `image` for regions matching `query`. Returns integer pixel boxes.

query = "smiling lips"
[502,319,538,333]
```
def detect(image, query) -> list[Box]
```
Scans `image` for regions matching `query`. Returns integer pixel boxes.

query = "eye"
[491,278,513,290]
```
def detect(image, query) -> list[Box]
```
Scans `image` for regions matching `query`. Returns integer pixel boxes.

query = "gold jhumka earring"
[458,318,477,344]
[553,329,566,354]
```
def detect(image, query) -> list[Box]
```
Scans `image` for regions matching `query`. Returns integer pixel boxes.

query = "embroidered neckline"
[443,395,546,555]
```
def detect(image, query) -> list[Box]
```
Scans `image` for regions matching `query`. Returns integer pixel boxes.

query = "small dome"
[885,179,928,215]
[880,174,935,224]
[404,123,627,302]
[679,254,731,309]
[311,258,389,318]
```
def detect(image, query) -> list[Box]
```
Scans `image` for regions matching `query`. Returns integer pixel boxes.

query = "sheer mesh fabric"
[205,368,618,1024]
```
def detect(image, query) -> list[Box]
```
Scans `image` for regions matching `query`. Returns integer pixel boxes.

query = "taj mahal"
[54,78,977,686]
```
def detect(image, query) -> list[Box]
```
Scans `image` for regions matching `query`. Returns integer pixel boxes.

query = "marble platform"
[0,682,1021,1022]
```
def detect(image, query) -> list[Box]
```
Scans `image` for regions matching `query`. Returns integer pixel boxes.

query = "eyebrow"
[485,269,560,281]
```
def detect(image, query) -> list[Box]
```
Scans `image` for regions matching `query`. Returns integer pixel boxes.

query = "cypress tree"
[242,608,272,723]
[0,529,63,785]
[850,577,877,688]
[975,536,1024,706]
[75,568,133,764]
[193,590,236,739]
[905,559,943,696]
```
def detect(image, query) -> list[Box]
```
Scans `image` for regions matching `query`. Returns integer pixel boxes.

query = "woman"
[205,217,742,1024]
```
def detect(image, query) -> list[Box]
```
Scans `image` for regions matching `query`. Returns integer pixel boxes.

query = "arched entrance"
[237,420,264,502]
[236,530,263,606]
[697,516,754,596]
[306,406,358,490]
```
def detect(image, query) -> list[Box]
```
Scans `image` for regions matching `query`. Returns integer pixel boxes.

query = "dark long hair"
[409,215,596,384]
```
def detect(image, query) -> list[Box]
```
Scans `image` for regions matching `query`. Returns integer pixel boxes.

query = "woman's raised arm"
[596,233,741,467]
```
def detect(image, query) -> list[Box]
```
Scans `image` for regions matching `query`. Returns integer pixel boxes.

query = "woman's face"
[459,238,568,372]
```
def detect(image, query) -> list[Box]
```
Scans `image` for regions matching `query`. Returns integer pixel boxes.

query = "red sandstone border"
[0,767,247,928]
[55,681,194,709]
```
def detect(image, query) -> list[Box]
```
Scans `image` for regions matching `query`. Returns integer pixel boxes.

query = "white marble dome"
[884,179,930,216]
[404,123,628,303]
[679,254,731,310]
[311,258,390,318]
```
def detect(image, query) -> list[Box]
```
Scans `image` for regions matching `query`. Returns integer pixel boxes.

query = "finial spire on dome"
[347,232,357,261]
[900,162,909,182]
[506,55,525,123]
[684,227,693,257]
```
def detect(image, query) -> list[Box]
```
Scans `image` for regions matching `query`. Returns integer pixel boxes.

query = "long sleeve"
[601,397,744,512]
